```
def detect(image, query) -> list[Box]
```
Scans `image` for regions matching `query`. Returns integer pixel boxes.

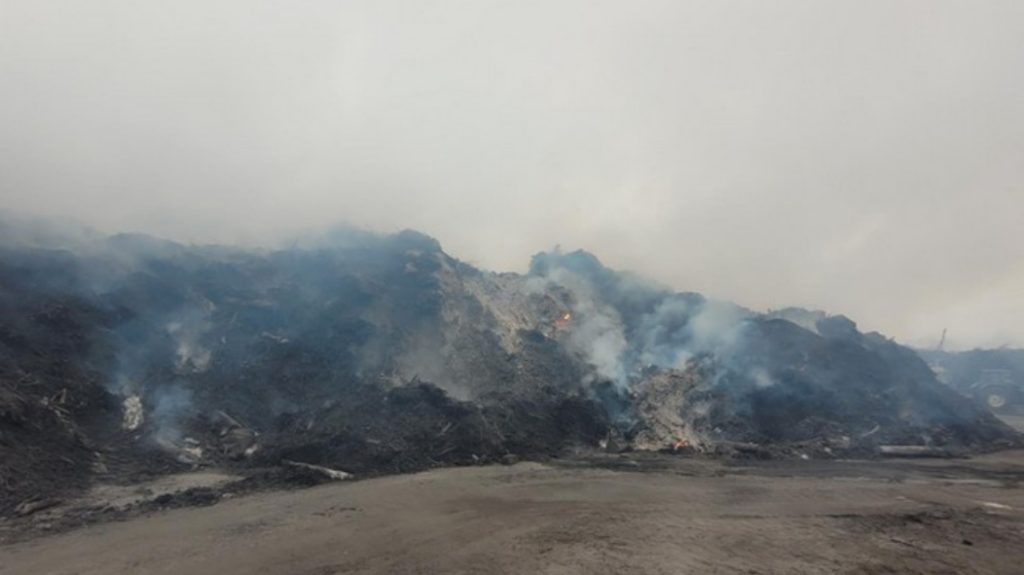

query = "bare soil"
[2,451,1024,575]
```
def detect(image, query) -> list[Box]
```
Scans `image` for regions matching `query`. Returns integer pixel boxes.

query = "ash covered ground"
[0,225,1019,525]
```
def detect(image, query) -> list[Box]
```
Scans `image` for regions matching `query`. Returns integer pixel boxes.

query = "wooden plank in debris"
[878,445,952,458]
[14,498,61,517]
[281,460,353,480]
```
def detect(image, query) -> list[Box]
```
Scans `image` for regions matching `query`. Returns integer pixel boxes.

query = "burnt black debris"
[0,226,1018,515]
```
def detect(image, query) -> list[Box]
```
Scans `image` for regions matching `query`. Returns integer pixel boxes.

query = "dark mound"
[0,227,1018,514]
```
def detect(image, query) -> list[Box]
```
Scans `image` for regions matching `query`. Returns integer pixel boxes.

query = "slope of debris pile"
[527,249,1016,457]
[0,225,1018,515]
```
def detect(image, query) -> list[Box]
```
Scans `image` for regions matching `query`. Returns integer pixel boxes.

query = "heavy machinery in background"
[920,337,1024,413]
[969,369,1021,412]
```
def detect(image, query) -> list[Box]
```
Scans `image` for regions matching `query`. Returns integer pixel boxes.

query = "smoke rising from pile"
[528,268,630,387]
[149,385,193,443]
[1,2,1021,349]
[531,250,756,392]
[0,218,1011,460]
[167,304,214,374]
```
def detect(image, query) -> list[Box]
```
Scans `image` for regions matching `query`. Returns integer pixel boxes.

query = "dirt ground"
[2,450,1024,575]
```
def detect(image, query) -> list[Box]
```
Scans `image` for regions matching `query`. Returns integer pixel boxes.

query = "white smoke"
[121,395,144,431]
[749,367,777,389]
[167,301,215,373]
[149,385,194,442]
[636,297,696,370]
[687,300,748,356]
[534,267,629,387]
[534,253,752,391]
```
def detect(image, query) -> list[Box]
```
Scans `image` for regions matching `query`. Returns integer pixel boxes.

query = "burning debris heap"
[0,226,1018,514]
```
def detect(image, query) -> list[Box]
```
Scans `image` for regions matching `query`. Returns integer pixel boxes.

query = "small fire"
[554,311,573,329]
[672,437,689,451]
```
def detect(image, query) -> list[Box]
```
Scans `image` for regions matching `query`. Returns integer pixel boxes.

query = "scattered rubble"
[156,437,204,465]
[212,411,259,460]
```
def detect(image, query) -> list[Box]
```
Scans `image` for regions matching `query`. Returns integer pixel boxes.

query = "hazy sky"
[1,1,1022,349]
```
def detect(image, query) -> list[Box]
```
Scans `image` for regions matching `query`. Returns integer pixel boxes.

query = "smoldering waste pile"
[0,226,1017,513]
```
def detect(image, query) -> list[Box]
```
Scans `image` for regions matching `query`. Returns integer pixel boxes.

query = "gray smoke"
[149,385,194,443]
[526,269,630,387]
[167,303,214,374]
[529,249,756,392]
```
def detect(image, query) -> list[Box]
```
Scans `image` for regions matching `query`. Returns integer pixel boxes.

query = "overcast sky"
[1,1,1022,349]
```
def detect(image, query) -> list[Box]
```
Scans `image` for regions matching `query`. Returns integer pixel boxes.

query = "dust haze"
[1,1,1022,349]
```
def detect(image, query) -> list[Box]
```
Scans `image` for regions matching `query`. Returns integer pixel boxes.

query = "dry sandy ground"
[2,452,1024,575]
